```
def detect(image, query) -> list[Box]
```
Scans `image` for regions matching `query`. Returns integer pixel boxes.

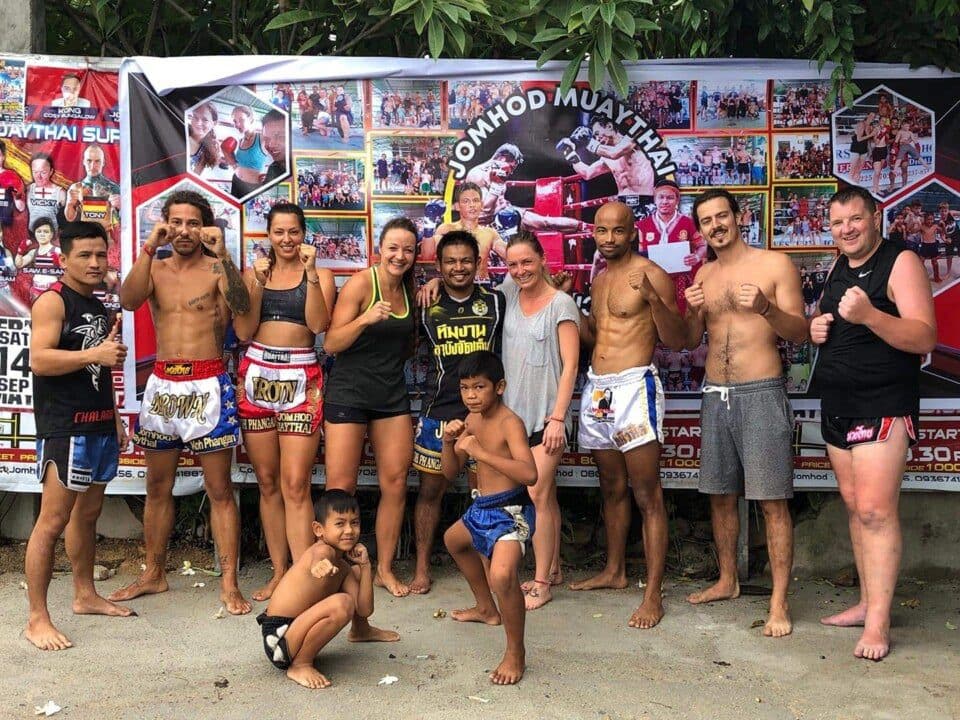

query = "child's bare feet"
[72,593,137,617]
[24,617,73,651]
[569,570,628,591]
[820,602,867,627]
[523,580,552,611]
[374,570,410,598]
[222,588,252,615]
[408,572,432,595]
[251,571,285,602]
[490,650,525,685]
[451,605,501,625]
[763,601,792,638]
[627,595,664,629]
[686,578,739,604]
[286,664,331,689]
[348,624,400,642]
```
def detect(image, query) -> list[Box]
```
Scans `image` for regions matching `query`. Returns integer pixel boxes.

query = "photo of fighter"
[832,85,935,199]
[773,133,833,182]
[883,180,960,290]
[0,57,26,123]
[696,80,768,130]
[669,136,768,187]
[772,80,832,129]
[372,79,443,130]
[772,185,836,248]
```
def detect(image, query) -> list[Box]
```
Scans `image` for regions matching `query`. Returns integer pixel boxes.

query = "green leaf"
[801,0,814,11]
[428,16,444,57]
[616,8,636,37]
[825,34,840,55]
[537,37,579,67]
[582,5,599,25]
[448,21,466,54]
[635,18,659,31]
[343,8,357,25]
[502,26,518,44]
[598,24,613,63]
[414,5,428,34]
[264,9,323,31]
[392,0,419,14]
[621,43,639,61]
[297,34,325,55]
[608,54,628,96]
[588,50,604,89]
[532,27,570,43]
[599,2,616,25]
[560,48,586,94]
[820,3,833,21]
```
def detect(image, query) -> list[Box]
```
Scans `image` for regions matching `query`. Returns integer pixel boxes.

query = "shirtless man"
[428,182,505,279]
[918,212,942,284]
[889,121,928,189]
[112,190,252,615]
[465,144,524,224]
[568,201,687,629]
[556,115,655,196]
[682,189,808,637]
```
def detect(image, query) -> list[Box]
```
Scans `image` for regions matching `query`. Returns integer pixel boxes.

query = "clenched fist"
[253,257,272,286]
[837,286,874,325]
[739,283,770,315]
[361,300,392,326]
[810,313,833,345]
[684,281,705,312]
[310,557,339,579]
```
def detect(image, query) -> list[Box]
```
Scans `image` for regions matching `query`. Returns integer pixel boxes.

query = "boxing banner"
[2,55,960,494]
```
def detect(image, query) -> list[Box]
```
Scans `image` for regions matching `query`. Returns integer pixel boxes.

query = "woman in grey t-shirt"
[500,233,581,610]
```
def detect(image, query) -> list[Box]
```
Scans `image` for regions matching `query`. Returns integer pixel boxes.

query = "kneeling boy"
[257,490,399,688]
[441,351,538,685]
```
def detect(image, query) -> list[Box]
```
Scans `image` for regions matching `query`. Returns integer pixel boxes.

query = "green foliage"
[46,0,960,99]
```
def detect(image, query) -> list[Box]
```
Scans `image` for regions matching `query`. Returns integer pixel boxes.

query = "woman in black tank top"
[234,203,336,601]
[323,217,417,597]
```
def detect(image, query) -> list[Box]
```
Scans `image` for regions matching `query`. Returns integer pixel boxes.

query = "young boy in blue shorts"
[441,351,538,685]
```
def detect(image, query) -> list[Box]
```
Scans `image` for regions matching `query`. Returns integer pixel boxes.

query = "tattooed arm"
[203,226,251,315]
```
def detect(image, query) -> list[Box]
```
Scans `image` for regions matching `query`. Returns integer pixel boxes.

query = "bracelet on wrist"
[306,275,320,286]
[142,244,156,257]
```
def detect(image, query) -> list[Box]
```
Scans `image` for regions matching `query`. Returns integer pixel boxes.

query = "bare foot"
[451,605,501,625]
[286,664,331,689]
[24,617,73,651]
[348,624,400,642]
[854,626,890,661]
[820,602,867,627]
[222,588,252,615]
[107,574,168,602]
[251,572,284,602]
[627,595,664,629]
[374,571,410,598]
[408,572,432,595]
[687,578,740,604]
[523,571,564,593]
[490,650,525,685]
[763,602,792,638]
[568,570,629,591]
[524,581,552,611]
[72,594,137,617]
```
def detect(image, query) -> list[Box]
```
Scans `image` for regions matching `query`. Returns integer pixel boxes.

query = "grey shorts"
[698,377,795,500]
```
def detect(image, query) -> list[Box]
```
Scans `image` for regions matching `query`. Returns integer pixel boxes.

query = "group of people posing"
[24,182,935,687]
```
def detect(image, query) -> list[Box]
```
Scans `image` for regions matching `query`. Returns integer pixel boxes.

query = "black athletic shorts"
[324,403,410,424]
[821,414,918,450]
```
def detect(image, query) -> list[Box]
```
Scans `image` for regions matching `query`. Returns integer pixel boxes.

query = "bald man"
[569,201,686,630]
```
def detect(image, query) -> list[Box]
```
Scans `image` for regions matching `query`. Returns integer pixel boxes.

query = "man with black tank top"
[811,186,936,661]
[409,229,504,594]
[24,222,134,651]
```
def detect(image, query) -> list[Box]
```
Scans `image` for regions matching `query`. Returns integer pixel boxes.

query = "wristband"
[587,139,600,153]
[547,416,564,424]
[142,244,156,257]
[306,275,320,286]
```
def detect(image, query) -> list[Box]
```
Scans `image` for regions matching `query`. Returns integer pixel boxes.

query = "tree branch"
[163,0,237,53]
[144,0,161,54]
[331,14,393,55]
[54,1,126,57]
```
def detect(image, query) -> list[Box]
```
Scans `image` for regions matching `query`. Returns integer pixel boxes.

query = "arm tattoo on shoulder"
[218,256,251,314]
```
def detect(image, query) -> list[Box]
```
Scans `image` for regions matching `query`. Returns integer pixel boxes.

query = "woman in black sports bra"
[323,217,417,597]
[234,202,335,601]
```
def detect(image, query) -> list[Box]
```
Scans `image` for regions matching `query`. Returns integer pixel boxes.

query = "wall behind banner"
[4,56,960,493]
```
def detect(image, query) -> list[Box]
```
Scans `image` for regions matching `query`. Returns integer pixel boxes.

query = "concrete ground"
[2,563,958,720]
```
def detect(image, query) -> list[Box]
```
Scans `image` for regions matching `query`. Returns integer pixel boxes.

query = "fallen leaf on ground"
[946,621,957,630]
[34,700,61,716]
[468,696,490,703]
[592,613,603,618]
[213,678,229,689]
[378,675,399,686]
[433,609,446,618]
[750,619,765,628]
[713,660,731,667]
[214,606,226,619]
[180,561,196,576]
[900,598,920,609]
[192,582,205,588]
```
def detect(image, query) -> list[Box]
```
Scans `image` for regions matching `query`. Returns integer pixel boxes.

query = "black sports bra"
[260,273,308,326]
